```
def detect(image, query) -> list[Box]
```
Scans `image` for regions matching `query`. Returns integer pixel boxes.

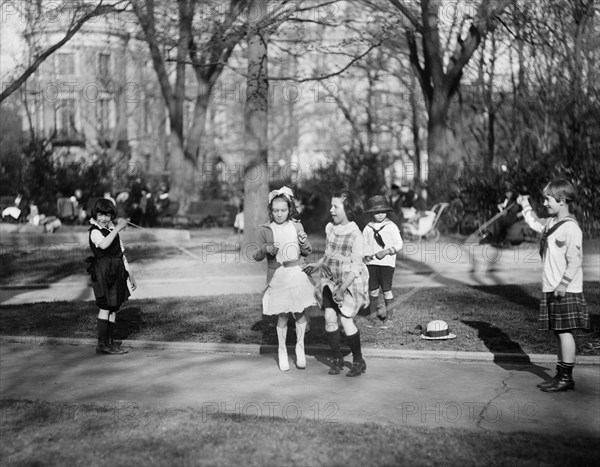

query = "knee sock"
[295,319,307,347]
[384,298,394,320]
[276,323,288,353]
[326,329,342,359]
[295,318,307,367]
[97,319,109,346]
[108,312,117,345]
[559,361,574,377]
[369,295,378,317]
[346,330,362,362]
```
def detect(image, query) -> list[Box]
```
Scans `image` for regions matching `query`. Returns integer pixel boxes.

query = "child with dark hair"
[305,189,370,377]
[86,198,136,355]
[253,187,315,371]
[517,179,589,392]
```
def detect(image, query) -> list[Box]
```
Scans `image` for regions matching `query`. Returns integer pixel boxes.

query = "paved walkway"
[1,340,599,436]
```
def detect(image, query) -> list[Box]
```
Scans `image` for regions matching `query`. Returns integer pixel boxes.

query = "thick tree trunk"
[242,0,270,247]
[426,93,450,167]
[168,132,196,214]
[186,100,208,160]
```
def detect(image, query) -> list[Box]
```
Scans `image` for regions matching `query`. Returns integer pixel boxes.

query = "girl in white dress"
[253,187,316,371]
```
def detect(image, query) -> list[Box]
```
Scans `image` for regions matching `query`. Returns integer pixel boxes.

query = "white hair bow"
[268,186,294,204]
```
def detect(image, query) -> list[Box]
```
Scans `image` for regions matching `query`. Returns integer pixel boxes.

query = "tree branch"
[0,1,129,103]
[268,39,383,82]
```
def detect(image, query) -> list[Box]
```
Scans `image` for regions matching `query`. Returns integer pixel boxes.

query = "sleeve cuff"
[560,276,572,287]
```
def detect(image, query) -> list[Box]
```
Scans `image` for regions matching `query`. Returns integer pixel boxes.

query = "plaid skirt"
[539,292,589,331]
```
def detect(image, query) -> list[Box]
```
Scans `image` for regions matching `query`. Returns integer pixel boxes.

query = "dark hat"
[365,195,392,213]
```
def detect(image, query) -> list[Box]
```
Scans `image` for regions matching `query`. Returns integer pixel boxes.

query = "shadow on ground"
[462,319,551,380]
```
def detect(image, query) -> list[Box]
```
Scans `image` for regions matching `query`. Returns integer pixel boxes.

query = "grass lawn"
[0,244,186,286]
[1,282,598,356]
[2,399,599,467]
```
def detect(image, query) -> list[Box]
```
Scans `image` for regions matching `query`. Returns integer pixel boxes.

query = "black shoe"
[537,367,560,389]
[541,376,575,392]
[347,359,367,377]
[328,357,345,375]
[541,366,575,392]
[109,343,128,355]
[96,344,123,355]
[108,338,128,354]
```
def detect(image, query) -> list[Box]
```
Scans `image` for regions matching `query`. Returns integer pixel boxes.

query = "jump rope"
[125,220,203,261]
[124,202,520,326]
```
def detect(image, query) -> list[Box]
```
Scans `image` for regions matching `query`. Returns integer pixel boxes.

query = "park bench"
[173,200,231,227]
[156,200,180,227]
[154,199,232,228]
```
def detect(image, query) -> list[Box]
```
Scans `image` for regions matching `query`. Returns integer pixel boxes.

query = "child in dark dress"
[86,198,137,355]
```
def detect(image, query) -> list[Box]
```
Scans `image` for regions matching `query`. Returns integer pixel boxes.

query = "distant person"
[2,194,23,222]
[56,192,76,224]
[233,201,244,234]
[363,195,403,329]
[86,198,137,356]
[116,191,130,218]
[481,190,523,246]
[143,189,157,227]
[389,184,403,213]
[74,188,87,225]
[305,189,369,377]
[517,180,589,392]
[155,183,170,216]
[253,187,315,371]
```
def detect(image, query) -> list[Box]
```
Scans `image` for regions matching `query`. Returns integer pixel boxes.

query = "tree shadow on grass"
[113,306,143,340]
[471,284,539,310]
[462,320,550,381]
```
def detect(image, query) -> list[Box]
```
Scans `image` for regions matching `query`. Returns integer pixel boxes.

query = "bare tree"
[0,0,129,103]
[386,0,512,174]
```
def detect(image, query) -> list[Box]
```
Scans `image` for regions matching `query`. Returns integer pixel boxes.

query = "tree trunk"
[168,132,196,214]
[242,0,270,246]
[426,93,451,174]
[186,98,208,160]
[409,72,422,183]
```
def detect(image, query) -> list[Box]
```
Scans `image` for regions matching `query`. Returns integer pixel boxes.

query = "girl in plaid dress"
[517,180,589,392]
[305,189,369,377]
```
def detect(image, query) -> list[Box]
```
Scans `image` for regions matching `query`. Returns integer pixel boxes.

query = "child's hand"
[364,255,374,262]
[516,195,529,206]
[554,283,567,298]
[115,218,128,231]
[298,231,308,243]
[263,244,279,256]
[333,286,345,304]
[128,276,137,291]
[375,250,388,260]
[304,262,319,275]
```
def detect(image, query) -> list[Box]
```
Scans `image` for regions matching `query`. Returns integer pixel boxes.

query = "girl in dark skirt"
[86,198,137,355]
[517,180,589,392]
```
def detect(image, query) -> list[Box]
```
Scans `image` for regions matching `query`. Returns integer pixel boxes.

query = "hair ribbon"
[268,186,294,204]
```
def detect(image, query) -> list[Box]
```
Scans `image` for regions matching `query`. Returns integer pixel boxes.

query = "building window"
[57,53,75,76]
[41,56,54,76]
[98,53,110,77]
[57,98,76,137]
